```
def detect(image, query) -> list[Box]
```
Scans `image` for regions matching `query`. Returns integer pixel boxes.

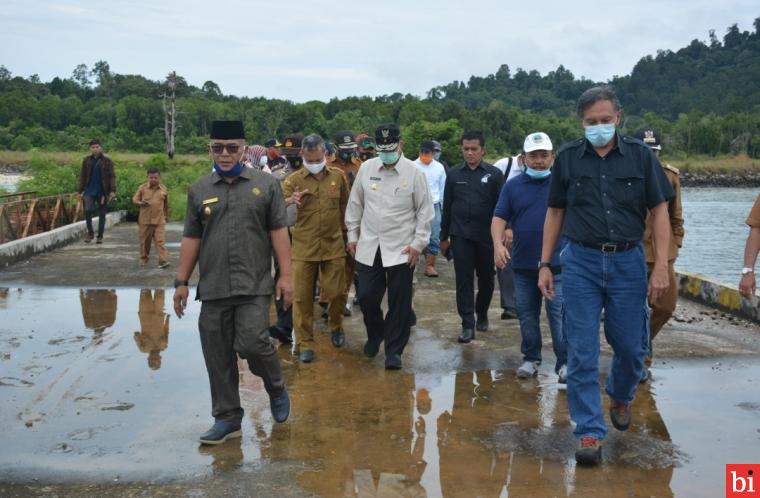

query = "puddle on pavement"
[1,287,759,497]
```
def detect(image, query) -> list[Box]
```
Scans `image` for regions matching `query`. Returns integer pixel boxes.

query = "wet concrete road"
[1,223,760,497]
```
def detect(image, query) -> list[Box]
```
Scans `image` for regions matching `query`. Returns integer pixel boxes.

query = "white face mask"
[304,159,326,175]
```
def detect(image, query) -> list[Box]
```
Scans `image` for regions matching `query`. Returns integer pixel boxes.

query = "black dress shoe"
[331,329,345,348]
[458,328,475,343]
[299,350,314,363]
[268,325,293,344]
[476,317,489,332]
[269,387,290,423]
[409,309,417,327]
[363,340,380,358]
[501,309,517,320]
[199,420,241,445]
[385,353,402,370]
[320,303,328,320]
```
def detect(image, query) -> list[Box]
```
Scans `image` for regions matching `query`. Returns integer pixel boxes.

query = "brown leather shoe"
[424,254,438,277]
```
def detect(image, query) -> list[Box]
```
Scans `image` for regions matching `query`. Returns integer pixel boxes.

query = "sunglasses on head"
[210,143,243,154]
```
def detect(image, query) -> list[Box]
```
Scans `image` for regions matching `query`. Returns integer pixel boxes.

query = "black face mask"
[338,150,354,162]
[288,157,302,169]
[359,152,375,161]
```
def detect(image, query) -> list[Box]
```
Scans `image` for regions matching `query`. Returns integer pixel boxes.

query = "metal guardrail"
[0,193,83,244]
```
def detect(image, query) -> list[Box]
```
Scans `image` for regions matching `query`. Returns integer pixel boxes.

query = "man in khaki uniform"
[739,194,760,297]
[636,129,684,380]
[132,168,170,268]
[322,130,364,317]
[283,134,350,363]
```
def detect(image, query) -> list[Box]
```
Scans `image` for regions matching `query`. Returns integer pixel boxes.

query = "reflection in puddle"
[0,287,757,496]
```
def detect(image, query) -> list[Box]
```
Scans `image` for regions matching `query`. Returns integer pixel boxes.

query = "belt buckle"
[601,243,617,253]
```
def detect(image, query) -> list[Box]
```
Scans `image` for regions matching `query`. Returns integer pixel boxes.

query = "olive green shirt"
[282,166,349,262]
[183,167,288,301]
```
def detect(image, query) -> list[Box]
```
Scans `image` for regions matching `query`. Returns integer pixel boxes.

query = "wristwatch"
[538,261,552,269]
[174,278,189,288]
[742,267,755,275]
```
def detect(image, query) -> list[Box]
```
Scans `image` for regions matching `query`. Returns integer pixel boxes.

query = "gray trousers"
[498,264,517,312]
[198,295,284,425]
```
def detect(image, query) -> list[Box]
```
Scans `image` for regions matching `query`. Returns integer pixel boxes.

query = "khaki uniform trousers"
[294,257,346,351]
[646,261,677,366]
[139,223,168,263]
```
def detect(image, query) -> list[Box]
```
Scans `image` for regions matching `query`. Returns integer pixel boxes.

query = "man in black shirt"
[440,131,505,343]
[538,86,674,466]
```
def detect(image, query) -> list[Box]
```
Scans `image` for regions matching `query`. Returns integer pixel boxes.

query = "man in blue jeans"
[413,140,447,278]
[492,132,567,383]
[539,86,674,466]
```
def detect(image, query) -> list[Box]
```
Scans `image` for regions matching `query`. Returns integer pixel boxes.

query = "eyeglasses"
[210,143,244,154]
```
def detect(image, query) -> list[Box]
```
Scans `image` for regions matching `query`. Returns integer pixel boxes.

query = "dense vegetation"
[1,19,759,165]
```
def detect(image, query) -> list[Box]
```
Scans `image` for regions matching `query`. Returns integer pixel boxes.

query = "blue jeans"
[561,241,649,440]
[427,203,441,255]
[513,271,567,373]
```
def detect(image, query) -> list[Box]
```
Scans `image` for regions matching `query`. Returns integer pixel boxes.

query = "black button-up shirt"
[183,167,288,301]
[548,135,674,244]
[441,161,504,242]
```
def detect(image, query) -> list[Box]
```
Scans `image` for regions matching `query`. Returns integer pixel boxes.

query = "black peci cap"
[210,120,245,140]
[634,128,662,150]
[374,123,401,151]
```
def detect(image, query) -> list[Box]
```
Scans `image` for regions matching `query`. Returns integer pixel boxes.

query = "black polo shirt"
[548,134,674,244]
[441,160,504,242]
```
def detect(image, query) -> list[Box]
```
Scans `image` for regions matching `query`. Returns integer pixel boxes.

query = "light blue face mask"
[584,124,616,147]
[524,166,551,179]
[378,150,400,165]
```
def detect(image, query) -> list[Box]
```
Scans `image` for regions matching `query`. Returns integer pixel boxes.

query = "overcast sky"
[0,0,757,102]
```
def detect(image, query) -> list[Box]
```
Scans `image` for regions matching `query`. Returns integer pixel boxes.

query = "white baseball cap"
[523,132,553,153]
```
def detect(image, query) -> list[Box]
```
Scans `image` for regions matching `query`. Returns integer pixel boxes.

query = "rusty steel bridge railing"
[0,192,83,244]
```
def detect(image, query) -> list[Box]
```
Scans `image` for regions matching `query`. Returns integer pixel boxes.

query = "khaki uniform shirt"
[132,183,169,225]
[282,166,349,262]
[345,155,434,267]
[183,168,288,301]
[643,163,684,262]
[747,194,760,228]
[328,156,363,190]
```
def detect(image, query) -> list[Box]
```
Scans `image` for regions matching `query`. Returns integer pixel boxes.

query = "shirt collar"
[460,160,485,171]
[212,165,253,183]
[578,133,626,159]
[376,154,405,173]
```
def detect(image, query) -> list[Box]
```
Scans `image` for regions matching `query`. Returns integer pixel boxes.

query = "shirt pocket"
[567,176,594,207]
[612,172,644,206]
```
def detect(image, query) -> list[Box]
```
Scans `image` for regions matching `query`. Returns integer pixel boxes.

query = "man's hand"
[439,239,450,257]
[494,243,510,269]
[289,186,310,206]
[648,264,670,303]
[276,274,294,310]
[538,267,555,300]
[504,228,513,251]
[402,246,420,267]
[346,241,357,257]
[173,286,189,318]
[739,272,756,298]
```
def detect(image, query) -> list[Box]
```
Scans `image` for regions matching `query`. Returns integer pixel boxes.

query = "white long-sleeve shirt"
[413,158,447,205]
[345,155,434,267]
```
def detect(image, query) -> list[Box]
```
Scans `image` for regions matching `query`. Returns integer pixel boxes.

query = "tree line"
[1,19,759,165]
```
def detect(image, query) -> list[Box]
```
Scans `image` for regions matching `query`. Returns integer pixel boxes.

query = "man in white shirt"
[414,140,447,277]
[492,153,523,319]
[345,123,434,370]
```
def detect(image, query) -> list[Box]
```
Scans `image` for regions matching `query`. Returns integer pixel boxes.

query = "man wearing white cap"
[492,132,568,382]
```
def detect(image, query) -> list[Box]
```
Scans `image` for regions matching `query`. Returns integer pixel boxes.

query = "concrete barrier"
[0,211,125,268]
[677,270,760,323]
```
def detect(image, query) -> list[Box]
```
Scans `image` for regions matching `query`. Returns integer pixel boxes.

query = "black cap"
[419,140,436,152]
[280,133,304,157]
[264,137,281,148]
[334,130,357,149]
[634,128,661,150]
[210,120,245,140]
[431,140,442,151]
[374,123,401,151]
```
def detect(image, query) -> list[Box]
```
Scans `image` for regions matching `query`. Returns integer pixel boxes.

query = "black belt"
[576,240,638,253]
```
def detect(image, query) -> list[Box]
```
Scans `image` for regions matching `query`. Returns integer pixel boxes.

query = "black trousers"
[497,264,517,313]
[451,236,495,329]
[84,195,107,237]
[273,252,293,332]
[357,249,413,357]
